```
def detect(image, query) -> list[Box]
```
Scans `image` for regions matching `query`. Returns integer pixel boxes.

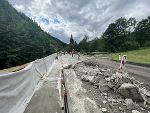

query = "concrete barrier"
[0,54,56,113]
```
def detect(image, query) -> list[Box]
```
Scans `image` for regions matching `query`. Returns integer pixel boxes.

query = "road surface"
[23,55,150,113]
[90,59,150,77]
[24,54,88,113]
[24,59,62,113]
[87,58,150,87]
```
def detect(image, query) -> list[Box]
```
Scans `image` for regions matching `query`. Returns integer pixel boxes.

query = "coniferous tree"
[70,34,74,45]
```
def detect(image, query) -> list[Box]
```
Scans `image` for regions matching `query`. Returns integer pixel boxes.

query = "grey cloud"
[8,0,150,42]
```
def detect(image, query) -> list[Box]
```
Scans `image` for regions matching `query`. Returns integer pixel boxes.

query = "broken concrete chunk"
[103,100,107,104]
[99,79,110,92]
[87,76,95,83]
[81,74,89,82]
[99,85,110,92]
[113,72,123,79]
[119,107,124,111]
[118,83,144,102]
[99,78,107,84]
[139,87,147,95]
[105,77,111,82]
[63,64,72,69]
[103,93,107,96]
[146,91,150,97]
[101,69,107,72]
[125,98,134,109]
[132,110,140,113]
[101,108,107,112]
[103,71,112,77]
[91,76,100,85]
[107,81,115,89]
[89,68,100,76]
[147,98,150,105]
[81,74,95,83]
[111,99,118,103]
[84,99,103,113]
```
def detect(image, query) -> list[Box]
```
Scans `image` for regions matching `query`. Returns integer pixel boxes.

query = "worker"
[72,49,75,57]
[77,52,80,60]
[119,55,127,71]
[119,54,121,61]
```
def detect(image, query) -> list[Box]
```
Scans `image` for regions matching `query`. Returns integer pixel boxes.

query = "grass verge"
[112,47,150,64]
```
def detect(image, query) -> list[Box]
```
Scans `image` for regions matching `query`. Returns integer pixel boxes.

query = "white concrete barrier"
[0,53,57,113]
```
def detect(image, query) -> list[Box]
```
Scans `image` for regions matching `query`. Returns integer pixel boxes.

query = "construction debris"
[101,108,107,112]
[72,61,150,113]
[132,110,140,113]
[118,83,144,102]
[125,98,134,109]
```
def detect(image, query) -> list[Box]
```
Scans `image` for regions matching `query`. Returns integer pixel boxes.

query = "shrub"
[143,41,150,47]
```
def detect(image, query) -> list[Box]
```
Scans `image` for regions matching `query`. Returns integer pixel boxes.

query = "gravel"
[72,60,150,113]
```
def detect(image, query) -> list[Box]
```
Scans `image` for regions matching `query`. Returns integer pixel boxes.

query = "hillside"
[0,0,66,69]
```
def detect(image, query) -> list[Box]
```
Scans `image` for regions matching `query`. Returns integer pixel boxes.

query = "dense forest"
[67,17,150,53]
[0,0,66,69]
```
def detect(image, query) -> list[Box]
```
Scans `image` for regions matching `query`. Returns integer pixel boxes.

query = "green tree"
[70,34,74,45]
[0,0,66,69]
[66,34,76,52]
[135,16,150,46]
[74,41,79,51]
[102,17,136,52]
[89,38,99,52]
[78,35,89,52]
[127,17,137,33]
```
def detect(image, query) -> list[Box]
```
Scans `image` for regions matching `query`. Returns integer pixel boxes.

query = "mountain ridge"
[0,0,66,69]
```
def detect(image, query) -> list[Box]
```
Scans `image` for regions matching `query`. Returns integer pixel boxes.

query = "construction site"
[1,0,150,113]
[0,53,149,113]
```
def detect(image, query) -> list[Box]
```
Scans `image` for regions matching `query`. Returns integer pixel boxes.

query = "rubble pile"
[73,61,150,112]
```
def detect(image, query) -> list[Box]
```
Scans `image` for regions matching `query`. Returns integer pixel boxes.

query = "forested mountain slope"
[0,0,66,69]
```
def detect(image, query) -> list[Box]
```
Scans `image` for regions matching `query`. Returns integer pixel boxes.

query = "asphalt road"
[88,58,150,88]
[94,59,150,77]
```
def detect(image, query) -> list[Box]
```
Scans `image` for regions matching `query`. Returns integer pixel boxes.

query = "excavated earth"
[64,60,150,113]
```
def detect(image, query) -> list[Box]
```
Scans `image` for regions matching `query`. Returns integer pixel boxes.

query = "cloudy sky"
[8,0,150,43]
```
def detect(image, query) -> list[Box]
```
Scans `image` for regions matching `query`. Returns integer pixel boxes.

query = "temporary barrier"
[60,66,70,113]
[0,53,57,113]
